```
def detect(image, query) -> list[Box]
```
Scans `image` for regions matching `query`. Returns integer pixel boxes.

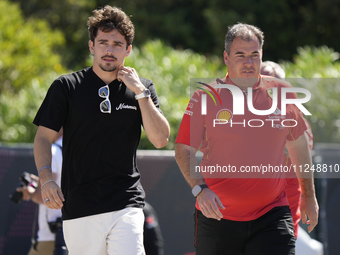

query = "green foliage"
[10,0,340,67]
[122,40,227,149]
[0,0,66,143]
[283,46,340,78]
[0,75,59,142]
[9,0,97,69]
[282,46,340,143]
[0,0,65,93]
[2,0,340,147]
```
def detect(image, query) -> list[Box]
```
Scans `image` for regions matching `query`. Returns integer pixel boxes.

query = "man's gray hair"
[225,23,264,54]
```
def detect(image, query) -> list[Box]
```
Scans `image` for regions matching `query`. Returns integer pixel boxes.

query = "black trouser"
[194,206,295,255]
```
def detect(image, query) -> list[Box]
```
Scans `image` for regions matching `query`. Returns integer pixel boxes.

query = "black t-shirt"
[34,67,161,220]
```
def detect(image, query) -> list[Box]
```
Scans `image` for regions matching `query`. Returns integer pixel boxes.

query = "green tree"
[10,0,340,68]
[282,46,340,143]
[10,0,97,69]
[0,0,66,143]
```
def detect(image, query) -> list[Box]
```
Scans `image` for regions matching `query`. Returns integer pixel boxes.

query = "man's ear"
[223,50,229,65]
[125,45,132,57]
[89,40,94,54]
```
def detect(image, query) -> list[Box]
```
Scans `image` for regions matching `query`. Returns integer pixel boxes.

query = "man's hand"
[41,180,64,210]
[117,65,170,148]
[117,66,145,95]
[300,194,319,233]
[174,143,225,220]
[197,188,225,221]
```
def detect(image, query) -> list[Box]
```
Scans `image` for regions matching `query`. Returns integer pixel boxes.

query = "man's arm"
[118,66,170,148]
[137,97,170,148]
[175,143,225,220]
[286,132,319,233]
[34,126,64,209]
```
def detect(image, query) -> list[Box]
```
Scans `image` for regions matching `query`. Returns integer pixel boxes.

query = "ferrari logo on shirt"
[267,88,274,99]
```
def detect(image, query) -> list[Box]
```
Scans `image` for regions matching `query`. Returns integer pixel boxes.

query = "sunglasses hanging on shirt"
[98,85,111,113]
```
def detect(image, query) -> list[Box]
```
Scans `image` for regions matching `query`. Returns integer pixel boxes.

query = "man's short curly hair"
[87,5,134,47]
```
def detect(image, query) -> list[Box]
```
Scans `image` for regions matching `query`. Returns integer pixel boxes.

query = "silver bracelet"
[41,180,55,189]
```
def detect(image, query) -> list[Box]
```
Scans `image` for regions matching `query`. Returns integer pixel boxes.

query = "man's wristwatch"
[135,88,151,100]
[192,184,208,197]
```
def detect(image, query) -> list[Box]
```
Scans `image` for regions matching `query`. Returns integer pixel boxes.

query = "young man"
[33,5,169,255]
[175,23,318,255]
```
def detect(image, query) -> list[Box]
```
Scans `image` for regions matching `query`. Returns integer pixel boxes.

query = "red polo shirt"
[176,75,308,221]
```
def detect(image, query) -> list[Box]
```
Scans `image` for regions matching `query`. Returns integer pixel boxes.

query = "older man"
[175,23,318,255]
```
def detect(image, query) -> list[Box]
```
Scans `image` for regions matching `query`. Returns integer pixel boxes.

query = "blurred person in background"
[261,61,323,255]
[143,202,164,255]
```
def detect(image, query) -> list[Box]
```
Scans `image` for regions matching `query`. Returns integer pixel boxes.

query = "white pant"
[63,207,145,255]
